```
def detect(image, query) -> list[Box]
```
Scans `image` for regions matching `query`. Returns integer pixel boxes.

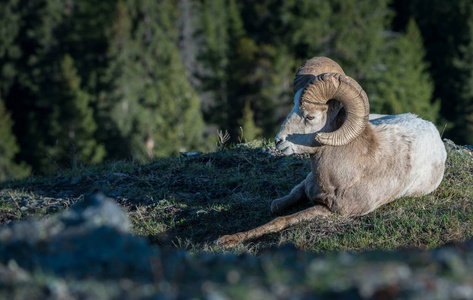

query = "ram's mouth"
[276,141,294,155]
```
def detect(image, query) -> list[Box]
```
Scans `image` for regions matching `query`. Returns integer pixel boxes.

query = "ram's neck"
[310,123,380,177]
[348,123,380,158]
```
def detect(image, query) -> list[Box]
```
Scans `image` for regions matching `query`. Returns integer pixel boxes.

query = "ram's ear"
[294,74,316,95]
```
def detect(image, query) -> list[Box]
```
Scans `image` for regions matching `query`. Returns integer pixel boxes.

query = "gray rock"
[0,194,157,281]
[59,193,131,233]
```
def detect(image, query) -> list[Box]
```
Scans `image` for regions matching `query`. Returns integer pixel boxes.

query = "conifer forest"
[1,0,473,181]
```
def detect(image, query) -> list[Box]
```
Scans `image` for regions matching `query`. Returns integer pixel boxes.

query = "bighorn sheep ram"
[217,57,447,247]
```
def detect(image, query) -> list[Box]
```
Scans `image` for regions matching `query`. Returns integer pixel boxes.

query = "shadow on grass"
[2,142,473,253]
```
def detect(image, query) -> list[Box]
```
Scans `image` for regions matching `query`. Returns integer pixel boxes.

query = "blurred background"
[1,0,472,180]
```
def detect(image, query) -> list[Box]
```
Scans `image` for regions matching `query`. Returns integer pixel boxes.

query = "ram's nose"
[274,137,282,146]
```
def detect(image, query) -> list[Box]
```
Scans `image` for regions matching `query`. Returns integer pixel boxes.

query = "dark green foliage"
[100,0,204,160]
[0,0,204,176]
[0,98,31,181]
[0,0,21,94]
[2,0,472,179]
[198,0,438,141]
[49,54,105,166]
[0,0,108,173]
[393,0,473,143]
[239,101,262,142]
[372,19,439,121]
[198,0,245,139]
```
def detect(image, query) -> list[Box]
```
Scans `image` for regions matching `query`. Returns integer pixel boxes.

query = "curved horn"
[301,73,369,146]
[294,57,346,93]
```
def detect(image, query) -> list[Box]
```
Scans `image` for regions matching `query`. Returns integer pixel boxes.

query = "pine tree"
[97,0,143,159]
[455,35,473,144]
[372,19,439,121]
[0,0,107,172]
[137,0,204,157]
[0,98,31,181]
[230,37,292,138]
[198,0,234,134]
[392,0,473,143]
[239,101,262,142]
[63,0,117,97]
[100,0,204,160]
[1,0,71,172]
[48,54,105,167]
[199,0,296,140]
[452,3,473,144]
[0,0,22,95]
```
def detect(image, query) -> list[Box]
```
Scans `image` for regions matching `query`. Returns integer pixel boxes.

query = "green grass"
[1,140,472,255]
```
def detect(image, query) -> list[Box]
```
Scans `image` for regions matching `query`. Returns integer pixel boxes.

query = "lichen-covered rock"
[59,193,131,232]
[0,194,157,280]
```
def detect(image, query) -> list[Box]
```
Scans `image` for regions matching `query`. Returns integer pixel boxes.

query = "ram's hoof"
[215,233,244,248]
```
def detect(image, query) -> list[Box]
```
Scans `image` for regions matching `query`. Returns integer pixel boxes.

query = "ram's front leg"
[271,173,312,215]
[216,205,331,247]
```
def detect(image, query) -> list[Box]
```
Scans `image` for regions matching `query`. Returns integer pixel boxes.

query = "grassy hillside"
[1,139,472,255]
[1,139,473,299]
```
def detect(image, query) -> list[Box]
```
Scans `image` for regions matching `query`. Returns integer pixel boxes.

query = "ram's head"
[275,57,370,155]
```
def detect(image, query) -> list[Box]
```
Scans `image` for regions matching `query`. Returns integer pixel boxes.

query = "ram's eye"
[306,116,315,121]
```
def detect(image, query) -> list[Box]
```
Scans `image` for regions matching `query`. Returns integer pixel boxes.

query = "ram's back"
[371,113,447,198]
